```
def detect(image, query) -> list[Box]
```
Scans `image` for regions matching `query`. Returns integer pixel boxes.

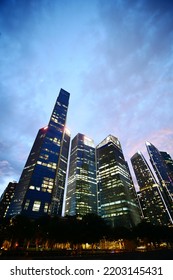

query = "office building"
[96,135,141,228]
[160,151,173,184]
[0,181,18,219]
[65,133,97,217]
[146,142,173,204]
[50,127,71,216]
[131,151,173,226]
[7,89,70,219]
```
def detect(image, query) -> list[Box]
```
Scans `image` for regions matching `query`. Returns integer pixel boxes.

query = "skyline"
[1,0,173,195]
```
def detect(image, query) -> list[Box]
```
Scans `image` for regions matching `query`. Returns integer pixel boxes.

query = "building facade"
[160,151,173,184]
[7,89,70,219]
[50,128,71,216]
[131,151,173,226]
[146,142,173,217]
[96,135,141,228]
[0,181,18,219]
[65,133,97,217]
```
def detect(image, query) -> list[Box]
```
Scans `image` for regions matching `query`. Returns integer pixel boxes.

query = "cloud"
[146,128,173,155]
[0,160,17,195]
[81,0,173,142]
[0,160,13,176]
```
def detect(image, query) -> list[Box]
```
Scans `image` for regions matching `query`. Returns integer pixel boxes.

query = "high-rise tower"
[7,89,70,219]
[146,142,173,203]
[160,151,173,184]
[96,135,141,228]
[0,181,18,219]
[65,133,97,217]
[131,151,173,226]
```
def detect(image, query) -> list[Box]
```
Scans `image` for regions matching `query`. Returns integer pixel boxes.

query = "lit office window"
[44,203,49,213]
[24,199,30,210]
[32,201,41,212]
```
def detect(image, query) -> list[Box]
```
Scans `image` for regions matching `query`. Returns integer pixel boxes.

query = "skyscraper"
[131,151,173,226]
[96,135,141,228]
[160,151,173,184]
[146,142,173,203]
[0,181,18,219]
[7,89,70,219]
[65,133,97,217]
[50,127,71,216]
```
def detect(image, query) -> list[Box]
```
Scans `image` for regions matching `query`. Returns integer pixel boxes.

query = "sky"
[0,0,173,195]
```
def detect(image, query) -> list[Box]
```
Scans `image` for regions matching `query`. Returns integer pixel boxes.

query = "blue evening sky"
[0,0,173,194]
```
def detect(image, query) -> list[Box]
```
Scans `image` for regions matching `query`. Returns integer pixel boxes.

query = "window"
[44,203,49,213]
[24,199,30,210]
[32,201,41,212]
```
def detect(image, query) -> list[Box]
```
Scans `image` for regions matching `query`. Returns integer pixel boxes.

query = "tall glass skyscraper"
[160,151,173,184]
[146,142,173,203]
[96,135,141,228]
[131,151,173,226]
[0,181,18,219]
[65,133,97,217]
[7,89,70,219]
[50,127,71,216]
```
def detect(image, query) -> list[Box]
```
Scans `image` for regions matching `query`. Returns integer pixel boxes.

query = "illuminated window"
[24,200,30,210]
[32,201,41,212]
[44,203,49,213]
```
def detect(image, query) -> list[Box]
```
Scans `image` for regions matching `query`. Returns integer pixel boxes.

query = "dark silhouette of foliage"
[1,215,173,250]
